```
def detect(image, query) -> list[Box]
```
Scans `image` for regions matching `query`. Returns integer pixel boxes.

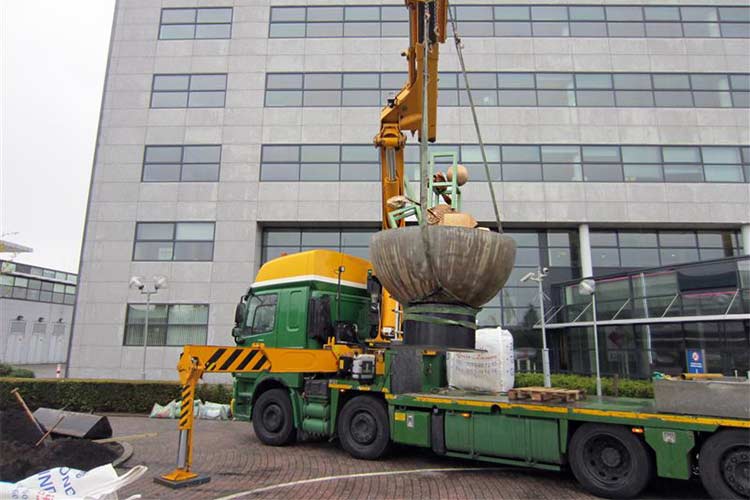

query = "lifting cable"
[446,3,504,233]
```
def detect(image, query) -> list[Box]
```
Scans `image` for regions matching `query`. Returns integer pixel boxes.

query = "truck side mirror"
[234,302,246,326]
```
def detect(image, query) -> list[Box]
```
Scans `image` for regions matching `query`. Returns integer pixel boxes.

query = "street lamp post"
[521,267,551,388]
[129,276,167,380]
[579,278,602,397]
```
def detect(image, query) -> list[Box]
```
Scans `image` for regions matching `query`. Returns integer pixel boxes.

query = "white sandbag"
[198,401,230,420]
[447,327,514,393]
[0,464,147,500]
[149,400,177,419]
[149,399,202,419]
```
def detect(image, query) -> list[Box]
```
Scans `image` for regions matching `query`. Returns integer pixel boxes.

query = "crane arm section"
[373,0,447,338]
[158,343,348,487]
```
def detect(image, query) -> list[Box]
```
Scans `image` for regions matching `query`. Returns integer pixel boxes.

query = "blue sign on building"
[686,349,705,374]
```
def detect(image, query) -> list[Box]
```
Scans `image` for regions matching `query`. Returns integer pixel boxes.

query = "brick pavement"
[109,415,709,500]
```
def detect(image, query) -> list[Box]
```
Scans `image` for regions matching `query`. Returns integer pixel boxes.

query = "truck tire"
[569,423,653,499]
[338,395,390,460]
[252,388,296,446]
[698,429,750,500]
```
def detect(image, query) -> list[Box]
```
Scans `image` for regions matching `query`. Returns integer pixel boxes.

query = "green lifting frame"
[386,151,462,228]
[428,151,462,211]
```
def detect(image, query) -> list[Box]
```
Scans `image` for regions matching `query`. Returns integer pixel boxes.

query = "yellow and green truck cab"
[231,250,375,424]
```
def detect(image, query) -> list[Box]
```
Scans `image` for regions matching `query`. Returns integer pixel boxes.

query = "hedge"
[0,378,232,414]
[515,372,654,398]
[0,363,35,379]
[0,372,653,414]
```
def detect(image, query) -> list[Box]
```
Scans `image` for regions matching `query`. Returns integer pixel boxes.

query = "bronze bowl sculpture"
[370,225,517,349]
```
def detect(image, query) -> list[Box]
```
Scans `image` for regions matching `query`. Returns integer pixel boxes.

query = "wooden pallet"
[508,386,586,402]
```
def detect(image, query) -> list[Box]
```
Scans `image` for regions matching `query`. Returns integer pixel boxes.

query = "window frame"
[159,7,233,40]
[133,222,216,262]
[260,143,747,184]
[123,303,210,346]
[268,4,750,40]
[151,73,228,109]
[142,145,222,183]
[264,70,750,110]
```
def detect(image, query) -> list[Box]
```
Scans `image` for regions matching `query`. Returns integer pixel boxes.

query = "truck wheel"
[569,424,653,499]
[699,429,750,500]
[253,388,296,446]
[338,395,390,460]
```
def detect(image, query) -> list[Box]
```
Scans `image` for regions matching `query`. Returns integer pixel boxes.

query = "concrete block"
[654,379,750,419]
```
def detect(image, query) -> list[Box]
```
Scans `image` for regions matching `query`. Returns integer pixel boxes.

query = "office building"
[69,0,749,379]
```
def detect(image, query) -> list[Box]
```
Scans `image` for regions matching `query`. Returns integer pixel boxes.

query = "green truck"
[203,250,749,500]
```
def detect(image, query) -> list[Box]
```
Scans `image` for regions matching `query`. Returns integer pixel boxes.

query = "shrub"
[8,368,35,379]
[0,364,35,378]
[0,378,232,414]
[514,372,653,398]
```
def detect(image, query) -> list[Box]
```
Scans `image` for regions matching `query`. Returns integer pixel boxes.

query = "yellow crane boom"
[373,0,448,339]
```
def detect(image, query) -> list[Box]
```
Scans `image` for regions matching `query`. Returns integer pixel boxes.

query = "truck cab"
[231,250,374,420]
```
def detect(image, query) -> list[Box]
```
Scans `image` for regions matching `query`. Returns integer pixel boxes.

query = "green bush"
[0,378,232,414]
[514,372,653,398]
[8,368,35,379]
[0,364,35,378]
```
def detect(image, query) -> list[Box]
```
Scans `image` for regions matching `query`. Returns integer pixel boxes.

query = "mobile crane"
[156,1,750,498]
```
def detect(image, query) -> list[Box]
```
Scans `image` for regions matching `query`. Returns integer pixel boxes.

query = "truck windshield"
[245,293,278,333]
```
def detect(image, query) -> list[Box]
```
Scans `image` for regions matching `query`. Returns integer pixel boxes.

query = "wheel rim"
[262,403,284,433]
[582,435,632,485]
[721,446,750,497]
[350,410,377,445]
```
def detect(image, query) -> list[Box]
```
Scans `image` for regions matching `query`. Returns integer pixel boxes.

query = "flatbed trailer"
[292,375,749,499]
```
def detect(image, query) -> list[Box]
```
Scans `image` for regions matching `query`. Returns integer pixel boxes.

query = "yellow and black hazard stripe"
[203,347,271,373]
[178,384,194,430]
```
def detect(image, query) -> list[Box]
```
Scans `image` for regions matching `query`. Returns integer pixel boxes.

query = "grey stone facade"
[70,0,750,380]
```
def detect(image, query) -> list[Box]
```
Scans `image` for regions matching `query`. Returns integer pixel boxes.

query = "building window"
[151,74,227,108]
[124,304,209,346]
[261,145,380,182]
[142,145,221,182]
[260,144,749,184]
[133,222,215,261]
[265,71,750,109]
[590,229,741,271]
[269,4,750,39]
[261,227,378,262]
[159,8,232,40]
[0,272,76,305]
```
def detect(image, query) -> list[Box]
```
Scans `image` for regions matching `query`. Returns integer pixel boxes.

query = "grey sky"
[1,0,116,273]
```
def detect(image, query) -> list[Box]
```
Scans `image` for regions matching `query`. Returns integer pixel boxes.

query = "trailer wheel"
[253,388,296,446]
[569,424,653,499]
[699,429,750,500]
[338,395,390,460]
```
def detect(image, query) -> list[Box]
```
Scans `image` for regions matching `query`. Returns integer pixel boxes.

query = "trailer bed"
[391,388,750,430]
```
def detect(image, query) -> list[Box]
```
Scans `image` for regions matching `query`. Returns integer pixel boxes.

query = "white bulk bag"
[447,327,514,393]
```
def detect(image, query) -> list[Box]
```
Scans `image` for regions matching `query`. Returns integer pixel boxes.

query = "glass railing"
[545,255,750,326]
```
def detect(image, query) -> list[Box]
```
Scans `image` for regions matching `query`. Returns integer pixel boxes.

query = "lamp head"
[129,276,144,290]
[578,279,596,296]
[153,275,168,290]
[519,272,535,283]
